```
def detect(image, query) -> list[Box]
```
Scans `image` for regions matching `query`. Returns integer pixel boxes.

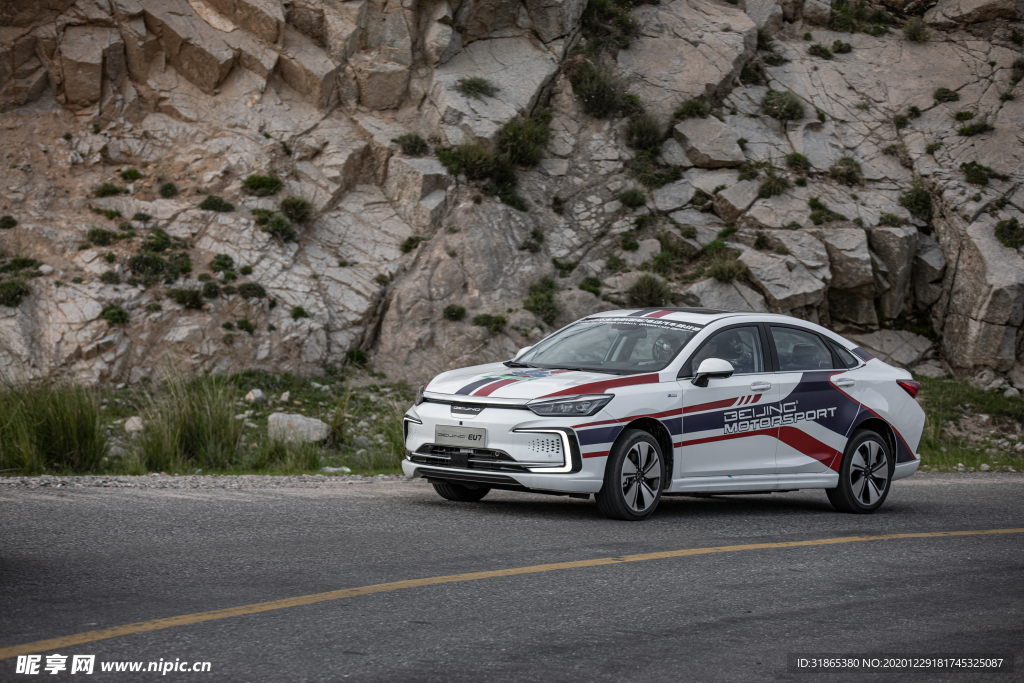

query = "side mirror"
[692,358,734,387]
[515,346,533,358]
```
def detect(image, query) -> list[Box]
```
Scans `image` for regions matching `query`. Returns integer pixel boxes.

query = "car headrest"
[790,343,822,366]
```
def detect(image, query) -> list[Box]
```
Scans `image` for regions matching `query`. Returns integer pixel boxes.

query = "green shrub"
[762,90,805,123]
[832,40,852,54]
[621,231,640,251]
[202,282,220,299]
[346,349,369,366]
[0,381,108,474]
[618,187,647,208]
[443,304,466,321]
[291,306,310,320]
[739,64,762,86]
[707,255,748,282]
[236,319,254,335]
[754,233,769,250]
[899,185,933,223]
[240,265,253,276]
[128,254,169,281]
[251,208,273,226]
[552,196,564,214]
[995,218,1024,249]
[933,87,959,103]
[237,282,266,299]
[1014,57,1024,84]
[139,229,172,253]
[808,197,846,225]
[242,174,283,197]
[786,153,811,170]
[210,254,234,273]
[498,111,551,167]
[926,142,943,155]
[674,96,710,119]
[571,62,629,119]
[626,273,673,307]
[908,105,921,118]
[95,182,125,198]
[757,28,776,52]
[953,110,975,121]
[758,168,790,198]
[199,195,234,212]
[1001,92,1016,102]
[0,215,16,230]
[120,168,142,182]
[579,277,601,296]
[132,212,152,223]
[99,270,120,285]
[893,114,909,130]
[282,196,315,224]
[808,43,833,59]
[580,0,639,51]
[628,151,683,189]
[738,164,759,181]
[879,212,902,226]
[265,214,297,242]
[960,161,1008,186]
[472,313,507,333]
[393,133,429,156]
[0,279,30,307]
[133,375,243,472]
[795,177,807,187]
[159,182,178,198]
[437,143,496,180]
[903,18,930,42]
[523,277,559,325]
[401,235,428,253]
[167,288,203,309]
[101,304,129,324]
[763,54,790,67]
[625,113,663,152]
[957,117,994,136]
[829,156,862,185]
[455,77,499,99]
[1012,29,1023,46]
[86,228,118,246]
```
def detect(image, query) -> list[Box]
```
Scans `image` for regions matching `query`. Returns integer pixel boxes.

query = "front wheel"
[595,429,664,521]
[827,430,893,513]
[431,481,490,502]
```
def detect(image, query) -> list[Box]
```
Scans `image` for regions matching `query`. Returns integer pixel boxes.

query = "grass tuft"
[523,277,559,325]
[392,133,429,156]
[995,217,1023,249]
[455,77,499,99]
[829,156,862,186]
[707,254,748,282]
[625,113,663,152]
[902,17,930,42]
[933,87,959,103]
[626,273,673,307]
[443,304,466,321]
[497,111,551,167]
[95,182,125,198]
[899,184,933,223]
[280,197,313,223]
[159,182,178,199]
[242,174,283,197]
[762,90,805,124]
[472,313,507,333]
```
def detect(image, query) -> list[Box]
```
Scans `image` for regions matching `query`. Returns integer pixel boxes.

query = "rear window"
[770,326,835,371]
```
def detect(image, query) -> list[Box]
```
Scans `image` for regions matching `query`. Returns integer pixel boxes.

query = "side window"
[830,341,859,369]
[771,326,834,371]
[687,326,765,376]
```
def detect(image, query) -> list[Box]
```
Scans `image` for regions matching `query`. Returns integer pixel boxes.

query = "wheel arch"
[615,417,675,482]
[849,416,897,465]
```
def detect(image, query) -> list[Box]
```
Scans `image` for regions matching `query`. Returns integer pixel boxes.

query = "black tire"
[431,481,491,502]
[827,429,894,514]
[595,428,664,521]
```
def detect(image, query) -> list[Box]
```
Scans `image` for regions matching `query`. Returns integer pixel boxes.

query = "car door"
[768,325,862,474]
[677,324,780,476]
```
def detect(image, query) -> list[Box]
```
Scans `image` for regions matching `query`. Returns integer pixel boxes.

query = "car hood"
[425,362,662,401]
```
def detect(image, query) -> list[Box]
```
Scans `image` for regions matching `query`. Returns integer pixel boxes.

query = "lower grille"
[410,445,533,472]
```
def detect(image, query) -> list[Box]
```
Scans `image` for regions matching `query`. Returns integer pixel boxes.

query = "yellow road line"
[2,528,1022,661]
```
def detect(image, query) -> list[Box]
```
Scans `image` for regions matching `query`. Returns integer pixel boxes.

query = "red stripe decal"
[751,393,761,404]
[673,441,682,448]
[644,310,676,318]
[473,378,520,396]
[680,427,839,469]
[572,408,682,430]
[540,373,661,398]
[582,451,609,459]
[682,397,738,414]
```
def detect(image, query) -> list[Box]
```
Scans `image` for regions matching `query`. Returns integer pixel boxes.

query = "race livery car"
[401,308,925,520]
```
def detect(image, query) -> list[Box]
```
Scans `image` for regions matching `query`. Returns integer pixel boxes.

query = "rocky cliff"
[0,0,1022,388]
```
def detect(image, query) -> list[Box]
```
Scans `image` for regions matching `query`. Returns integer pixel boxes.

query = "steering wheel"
[652,334,677,361]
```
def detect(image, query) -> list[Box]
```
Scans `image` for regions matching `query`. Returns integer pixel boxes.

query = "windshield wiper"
[503,360,534,368]
[549,366,622,375]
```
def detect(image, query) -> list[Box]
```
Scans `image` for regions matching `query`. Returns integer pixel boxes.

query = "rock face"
[268,413,330,443]
[1,0,1023,389]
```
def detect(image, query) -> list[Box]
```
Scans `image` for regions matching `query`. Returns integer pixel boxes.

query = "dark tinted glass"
[830,342,858,368]
[770,326,834,371]
[687,326,765,376]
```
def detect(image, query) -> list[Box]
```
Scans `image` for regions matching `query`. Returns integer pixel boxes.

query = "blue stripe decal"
[577,425,623,446]
[661,416,682,436]
[455,378,497,395]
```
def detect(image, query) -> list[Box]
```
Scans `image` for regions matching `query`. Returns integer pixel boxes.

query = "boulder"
[58,26,123,109]
[925,0,1020,26]
[268,413,330,443]
[624,238,662,267]
[828,289,877,326]
[868,226,917,320]
[524,0,588,42]
[353,56,409,110]
[124,416,144,434]
[847,330,933,369]
[141,0,236,94]
[202,0,284,43]
[652,181,696,213]
[912,358,952,378]
[713,180,759,222]
[382,157,450,231]
[802,0,831,23]
[913,233,946,308]
[277,27,338,108]
[658,138,693,168]
[810,225,873,296]
[744,0,784,33]
[744,194,811,229]
[941,216,1024,371]
[738,249,827,312]
[763,230,830,283]
[245,388,266,403]
[685,278,769,312]
[672,116,745,168]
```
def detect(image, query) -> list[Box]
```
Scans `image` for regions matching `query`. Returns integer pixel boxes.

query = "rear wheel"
[595,429,664,521]
[827,430,893,514]
[431,481,491,502]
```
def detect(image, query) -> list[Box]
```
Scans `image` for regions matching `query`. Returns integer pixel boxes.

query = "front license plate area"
[434,425,487,448]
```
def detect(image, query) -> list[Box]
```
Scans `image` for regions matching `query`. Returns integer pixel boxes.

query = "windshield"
[516,317,703,375]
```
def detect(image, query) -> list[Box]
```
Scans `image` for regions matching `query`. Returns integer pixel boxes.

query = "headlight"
[415,383,427,405]
[526,394,613,417]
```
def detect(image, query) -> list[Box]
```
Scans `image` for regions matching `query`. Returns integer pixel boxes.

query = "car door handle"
[834,378,856,388]
[749,382,772,392]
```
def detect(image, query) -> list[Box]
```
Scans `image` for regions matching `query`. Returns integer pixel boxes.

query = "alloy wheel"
[620,441,661,513]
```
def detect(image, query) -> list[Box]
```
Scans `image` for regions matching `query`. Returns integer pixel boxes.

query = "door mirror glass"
[692,358,734,387]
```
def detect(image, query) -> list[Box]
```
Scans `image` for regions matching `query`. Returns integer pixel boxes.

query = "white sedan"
[402,308,925,520]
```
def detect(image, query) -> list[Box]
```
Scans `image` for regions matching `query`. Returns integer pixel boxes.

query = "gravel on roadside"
[0,473,413,490]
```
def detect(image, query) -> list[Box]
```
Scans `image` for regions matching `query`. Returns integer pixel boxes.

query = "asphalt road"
[2,474,1023,682]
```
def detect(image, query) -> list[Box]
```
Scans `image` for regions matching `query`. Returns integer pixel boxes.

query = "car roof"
[585,308,749,325]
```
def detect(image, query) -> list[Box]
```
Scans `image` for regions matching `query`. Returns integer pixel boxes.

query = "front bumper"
[402,458,606,493]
